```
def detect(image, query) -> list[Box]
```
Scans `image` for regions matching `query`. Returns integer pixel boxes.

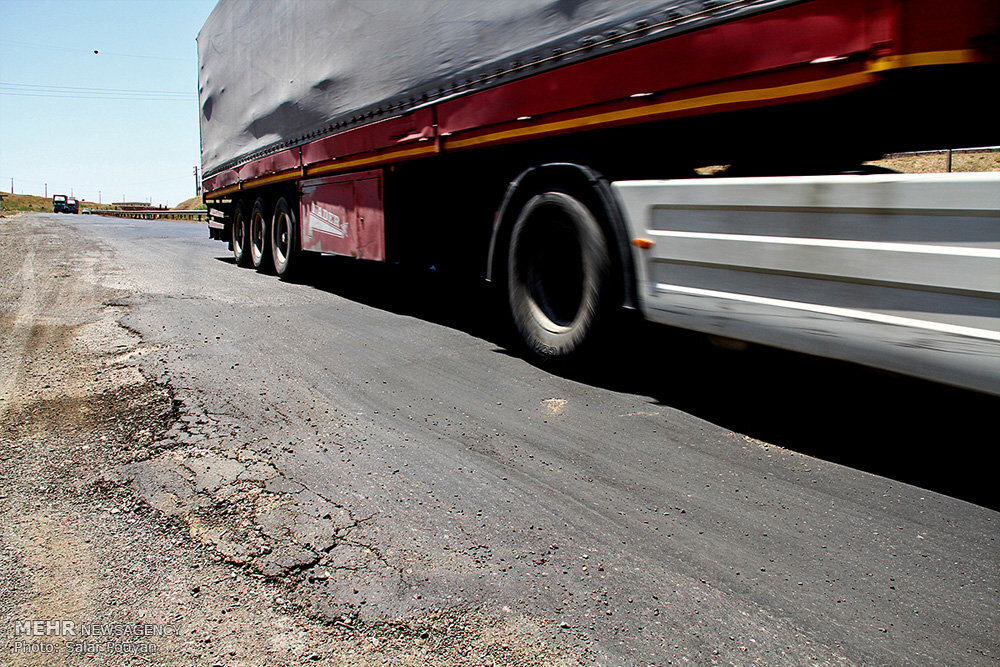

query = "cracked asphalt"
[2,212,998,665]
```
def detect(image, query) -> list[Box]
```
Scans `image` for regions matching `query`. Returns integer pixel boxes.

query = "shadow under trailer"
[197,0,1000,395]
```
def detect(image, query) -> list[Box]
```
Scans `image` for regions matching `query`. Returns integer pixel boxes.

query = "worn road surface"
[2,212,997,666]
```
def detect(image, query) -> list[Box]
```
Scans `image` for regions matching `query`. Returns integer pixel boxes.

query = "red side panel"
[204,170,238,195]
[898,0,1000,54]
[437,0,876,137]
[237,146,301,182]
[300,109,436,168]
[203,0,999,199]
[299,170,385,261]
[353,177,385,261]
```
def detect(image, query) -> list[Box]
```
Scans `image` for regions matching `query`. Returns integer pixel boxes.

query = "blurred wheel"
[507,189,611,361]
[249,197,272,272]
[270,196,300,279]
[231,200,251,267]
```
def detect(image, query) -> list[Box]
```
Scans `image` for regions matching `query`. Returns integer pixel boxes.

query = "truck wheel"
[231,201,251,267]
[507,190,611,361]
[270,196,300,279]
[249,198,273,272]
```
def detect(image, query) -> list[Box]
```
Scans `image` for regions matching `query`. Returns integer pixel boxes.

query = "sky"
[1,0,218,207]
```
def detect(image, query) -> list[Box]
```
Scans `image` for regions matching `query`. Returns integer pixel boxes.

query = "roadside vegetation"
[175,196,208,210]
[864,148,1000,173]
[4,149,995,220]
[0,191,99,217]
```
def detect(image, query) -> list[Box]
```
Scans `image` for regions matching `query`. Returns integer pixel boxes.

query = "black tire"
[507,190,612,361]
[231,200,251,267]
[270,196,301,279]
[249,197,273,273]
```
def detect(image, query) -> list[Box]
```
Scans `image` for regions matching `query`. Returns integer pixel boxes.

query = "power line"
[0,91,196,102]
[0,81,195,102]
[2,174,196,198]
[0,81,194,96]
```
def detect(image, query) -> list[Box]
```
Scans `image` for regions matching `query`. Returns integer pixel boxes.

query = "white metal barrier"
[614,173,1000,395]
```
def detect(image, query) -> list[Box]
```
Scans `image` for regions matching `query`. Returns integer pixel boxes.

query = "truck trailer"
[198,0,1000,394]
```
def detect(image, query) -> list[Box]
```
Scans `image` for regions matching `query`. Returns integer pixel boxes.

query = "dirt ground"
[865,149,1000,173]
[0,215,574,666]
[0,193,100,217]
[4,147,996,665]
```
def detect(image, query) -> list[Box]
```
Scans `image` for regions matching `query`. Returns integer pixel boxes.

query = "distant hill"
[7,149,995,219]
[175,196,206,210]
[0,191,99,216]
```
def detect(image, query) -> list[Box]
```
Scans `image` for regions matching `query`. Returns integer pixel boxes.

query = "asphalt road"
[46,213,1000,664]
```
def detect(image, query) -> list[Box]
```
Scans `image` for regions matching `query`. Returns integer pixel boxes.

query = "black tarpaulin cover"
[197,0,792,176]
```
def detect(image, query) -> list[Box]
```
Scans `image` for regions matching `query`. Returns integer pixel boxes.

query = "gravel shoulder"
[0,214,572,666]
[3,212,997,666]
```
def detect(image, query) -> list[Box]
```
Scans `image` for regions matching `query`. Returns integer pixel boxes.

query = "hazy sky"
[1,0,217,206]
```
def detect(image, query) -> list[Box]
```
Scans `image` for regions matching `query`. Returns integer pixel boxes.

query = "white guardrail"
[88,209,208,221]
[613,173,1000,395]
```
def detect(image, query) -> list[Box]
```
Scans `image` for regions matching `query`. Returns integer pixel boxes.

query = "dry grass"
[865,149,1000,174]
[175,195,206,210]
[695,150,1000,178]
[0,192,205,217]
[6,150,995,219]
[0,191,100,217]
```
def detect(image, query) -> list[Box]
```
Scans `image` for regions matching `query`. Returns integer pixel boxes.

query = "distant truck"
[198,0,1000,394]
[53,195,80,213]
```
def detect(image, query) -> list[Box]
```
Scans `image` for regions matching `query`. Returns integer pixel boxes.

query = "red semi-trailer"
[199,0,1000,393]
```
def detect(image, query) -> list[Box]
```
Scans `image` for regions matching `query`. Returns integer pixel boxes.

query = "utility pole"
[9,177,12,193]
[194,166,200,196]
[98,191,101,205]
[45,183,47,198]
